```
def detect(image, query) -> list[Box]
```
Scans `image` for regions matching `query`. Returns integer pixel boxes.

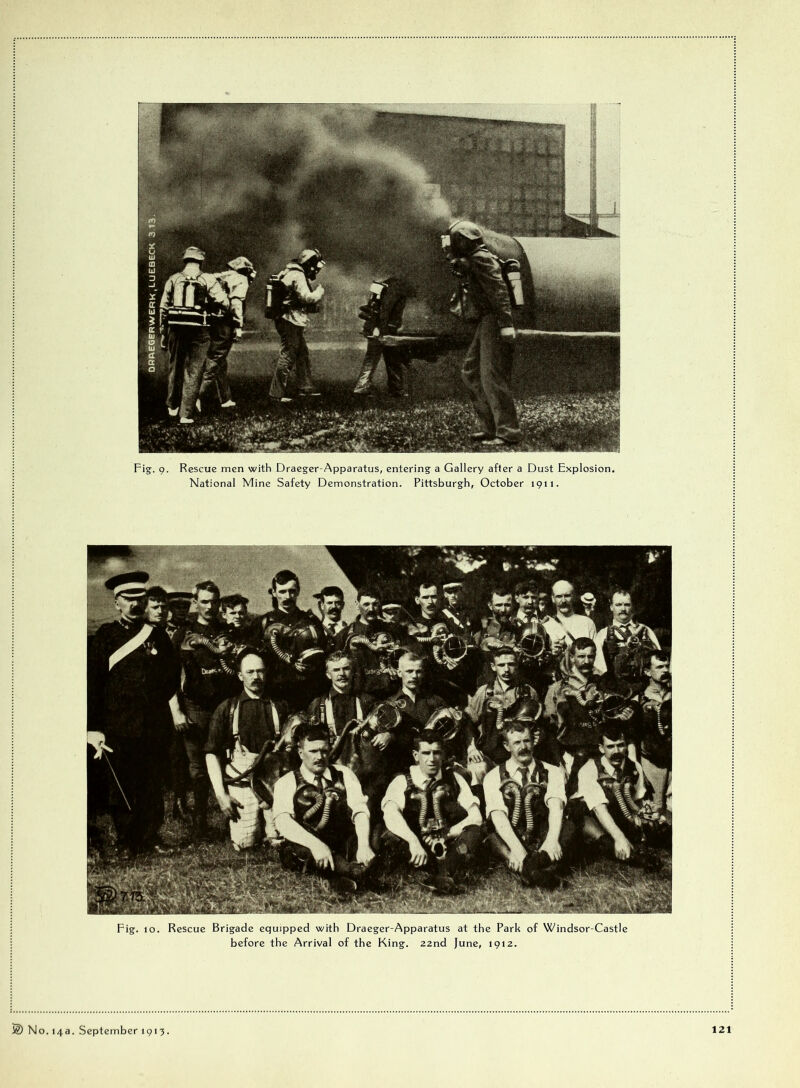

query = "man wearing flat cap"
[441,578,479,642]
[87,571,189,859]
[166,591,193,642]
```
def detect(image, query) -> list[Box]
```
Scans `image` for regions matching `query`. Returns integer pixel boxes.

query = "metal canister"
[504,258,524,308]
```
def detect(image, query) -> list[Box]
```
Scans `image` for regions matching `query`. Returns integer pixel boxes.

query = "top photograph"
[138,103,619,455]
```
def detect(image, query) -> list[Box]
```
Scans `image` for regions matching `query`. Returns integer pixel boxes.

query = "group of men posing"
[158,218,526,446]
[87,569,671,897]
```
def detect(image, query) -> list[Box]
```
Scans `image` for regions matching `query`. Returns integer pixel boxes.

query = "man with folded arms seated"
[381,730,483,895]
[574,723,669,866]
[272,722,377,895]
[483,719,576,889]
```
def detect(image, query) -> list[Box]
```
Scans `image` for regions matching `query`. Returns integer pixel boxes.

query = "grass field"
[139,342,619,454]
[88,808,670,916]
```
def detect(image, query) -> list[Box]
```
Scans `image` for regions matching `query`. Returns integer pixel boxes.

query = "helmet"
[507,695,542,724]
[297,247,324,268]
[447,220,484,257]
[181,246,206,263]
[227,256,255,276]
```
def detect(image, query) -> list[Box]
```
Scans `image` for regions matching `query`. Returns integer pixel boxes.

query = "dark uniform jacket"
[449,221,514,327]
[180,618,240,712]
[87,620,178,740]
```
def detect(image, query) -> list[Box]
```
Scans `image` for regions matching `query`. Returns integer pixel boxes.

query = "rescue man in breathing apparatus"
[352,275,415,398]
[198,256,257,413]
[159,245,232,424]
[266,247,326,404]
[442,220,523,448]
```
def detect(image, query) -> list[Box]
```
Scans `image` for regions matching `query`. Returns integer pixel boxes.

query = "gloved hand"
[499,327,517,343]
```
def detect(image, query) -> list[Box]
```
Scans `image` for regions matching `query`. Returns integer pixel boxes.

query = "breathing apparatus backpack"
[166,274,210,328]
[264,272,288,319]
[499,258,524,308]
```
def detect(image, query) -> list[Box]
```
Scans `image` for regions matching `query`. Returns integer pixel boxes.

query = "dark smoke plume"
[141,104,454,320]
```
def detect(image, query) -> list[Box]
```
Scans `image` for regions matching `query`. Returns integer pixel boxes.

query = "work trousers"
[200,316,234,404]
[485,816,579,887]
[581,807,672,852]
[182,706,212,833]
[382,825,483,881]
[166,327,211,418]
[279,828,379,882]
[461,314,521,443]
[353,339,410,396]
[269,318,315,399]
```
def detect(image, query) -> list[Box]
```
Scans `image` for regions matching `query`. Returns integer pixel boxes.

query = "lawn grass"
[139,348,619,454]
[88,809,670,916]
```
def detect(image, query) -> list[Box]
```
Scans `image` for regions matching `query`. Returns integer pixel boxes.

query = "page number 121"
[712,1026,732,1034]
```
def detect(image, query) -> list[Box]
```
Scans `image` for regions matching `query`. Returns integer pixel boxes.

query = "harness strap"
[108,624,154,672]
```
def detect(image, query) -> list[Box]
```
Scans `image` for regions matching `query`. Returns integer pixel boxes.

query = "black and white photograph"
[87,544,670,915]
[139,104,620,454]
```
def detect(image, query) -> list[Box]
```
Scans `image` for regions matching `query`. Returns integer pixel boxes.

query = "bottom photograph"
[87,544,672,915]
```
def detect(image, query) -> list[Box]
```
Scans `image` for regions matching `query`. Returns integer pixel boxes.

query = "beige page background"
[1,2,795,1084]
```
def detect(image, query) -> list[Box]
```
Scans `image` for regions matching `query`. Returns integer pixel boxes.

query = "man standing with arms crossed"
[273,722,377,895]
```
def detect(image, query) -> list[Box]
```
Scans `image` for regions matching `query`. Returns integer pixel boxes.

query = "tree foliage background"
[328,545,671,636]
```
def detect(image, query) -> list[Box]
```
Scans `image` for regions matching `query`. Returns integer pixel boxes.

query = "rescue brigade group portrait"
[87,548,671,914]
[139,103,619,454]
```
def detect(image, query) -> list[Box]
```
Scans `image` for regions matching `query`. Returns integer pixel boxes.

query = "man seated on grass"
[272,722,377,896]
[381,729,483,896]
[574,723,670,866]
[204,649,287,851]
[483,719,577,889]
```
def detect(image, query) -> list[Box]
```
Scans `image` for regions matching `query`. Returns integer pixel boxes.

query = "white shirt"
[381,766,479,818]
[272,763,369,823]
[574,756,646,813]
[483,757,566,817]
[543,612,596,646]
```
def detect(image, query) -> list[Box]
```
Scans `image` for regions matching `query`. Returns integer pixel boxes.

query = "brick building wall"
[371,112,566,237]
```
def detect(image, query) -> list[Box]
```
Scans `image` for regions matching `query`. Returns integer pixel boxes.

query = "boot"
[353,356,378,395]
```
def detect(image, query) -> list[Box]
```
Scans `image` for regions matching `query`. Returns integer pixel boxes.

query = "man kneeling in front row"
[483,718,577,889]
[381,730,483,895]
[574,723,671,866]
[272,722,377,895]
[204,649,287,851]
